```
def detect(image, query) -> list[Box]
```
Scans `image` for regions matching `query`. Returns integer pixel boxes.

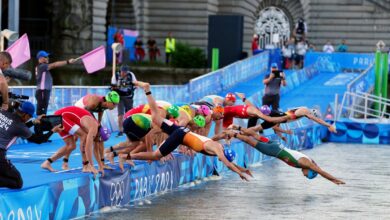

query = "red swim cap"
[225,93,236,102]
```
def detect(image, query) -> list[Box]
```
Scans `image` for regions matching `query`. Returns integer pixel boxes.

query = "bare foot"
[82,165,89,173]
[103,164,113,170]
[85,164,99,175]
[118,157,125,172]
[61,162,69,170]
[41,160,57,172]
[126,159,135,167]
[98,167,105,177]
[105,152,115,165]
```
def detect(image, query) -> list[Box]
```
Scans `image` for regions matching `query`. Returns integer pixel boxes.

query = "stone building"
[1,0,390,59]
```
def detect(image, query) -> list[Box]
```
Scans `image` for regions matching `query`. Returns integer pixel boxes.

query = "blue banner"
[99,169,131,207]
[130,159,180,201]
[189,51,269,101]
[305,52,375,72]
[107,26,138,63]
[48,176,98,220]
[328,120,390,144]
[0,185,50,220]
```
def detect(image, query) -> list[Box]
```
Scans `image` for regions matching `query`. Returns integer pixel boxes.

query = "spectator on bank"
[147,37,160,63]
[164,32,176,64]
[113,29,124,64]
[134,37,145,62]
[111,65,137,137]
[281,40,292,69]
[307,41,316,53]
[295,38,308,69]
[35,51,76,116]
[284,38,296,69]
[251,34,259,55]
[323,41,334,53]
[337,39,348,52]
[293,18,307,41]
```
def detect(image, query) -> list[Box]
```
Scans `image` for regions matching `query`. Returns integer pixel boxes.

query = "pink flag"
[6,33,31,68]
[80,45,106,74]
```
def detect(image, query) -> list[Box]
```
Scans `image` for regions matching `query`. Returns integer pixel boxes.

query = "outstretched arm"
[212,146,249,181]
[214,119,222,135]
[300,158,345,185]
[233,163,253,177]
[135,81,164,127]
[48,58,76,70]
[306,113,337,133]
[224,130,258,148]
[258,111,290,123]
[272,125,293,135]
[235,92,254,106]
[228,124,264,141]
[211,132,228,141]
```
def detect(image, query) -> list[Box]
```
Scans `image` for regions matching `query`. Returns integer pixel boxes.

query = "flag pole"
[111,43,122,79]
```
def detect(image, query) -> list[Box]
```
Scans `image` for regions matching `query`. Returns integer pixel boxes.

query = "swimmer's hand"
[328,125,337,133]
[332,178,345,185]
[239,173,249,182]
[235,92,246,101]
[280,136,287,142]
[227,124,238,130]
[135,81,150,91]
[244,169,253,178]
[51,124,64,133]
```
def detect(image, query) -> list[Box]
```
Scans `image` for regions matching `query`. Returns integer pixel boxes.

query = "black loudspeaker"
[208,15,244,68]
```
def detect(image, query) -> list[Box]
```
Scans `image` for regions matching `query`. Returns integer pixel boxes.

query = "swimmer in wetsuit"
[222,127,345,185]
[222,103,291,129]
[122,81,252,181]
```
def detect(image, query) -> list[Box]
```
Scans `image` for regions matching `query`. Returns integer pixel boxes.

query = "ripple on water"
[90,143,390,220]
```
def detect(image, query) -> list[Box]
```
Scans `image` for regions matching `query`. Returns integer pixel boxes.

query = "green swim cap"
[106,91,120,104]
[131,114,151,130]
[167,105,180,118]
[193,115,206,127]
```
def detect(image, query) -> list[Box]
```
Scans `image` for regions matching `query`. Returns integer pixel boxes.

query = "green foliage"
[171,42,206,68]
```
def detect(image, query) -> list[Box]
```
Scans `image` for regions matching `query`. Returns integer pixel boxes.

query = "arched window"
[254,7,290,49]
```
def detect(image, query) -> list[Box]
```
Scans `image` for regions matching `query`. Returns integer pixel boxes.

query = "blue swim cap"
[224,148,236,162]
[306,169,318,179]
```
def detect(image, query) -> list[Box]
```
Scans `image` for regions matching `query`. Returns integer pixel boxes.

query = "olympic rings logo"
[110,180,125,206]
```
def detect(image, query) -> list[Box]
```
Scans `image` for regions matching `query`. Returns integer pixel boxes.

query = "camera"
[272,70,281,78]
[0,92,30,113]
[39,115,62,131]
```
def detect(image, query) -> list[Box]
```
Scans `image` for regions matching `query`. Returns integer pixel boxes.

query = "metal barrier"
[336,91,390,121]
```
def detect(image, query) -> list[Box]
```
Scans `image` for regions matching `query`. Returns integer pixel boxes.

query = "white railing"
[336,91,390,122]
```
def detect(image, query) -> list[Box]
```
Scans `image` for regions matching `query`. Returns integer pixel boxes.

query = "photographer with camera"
[0,101,56,189]
[111,65,137,137]
[247,63,287,129]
